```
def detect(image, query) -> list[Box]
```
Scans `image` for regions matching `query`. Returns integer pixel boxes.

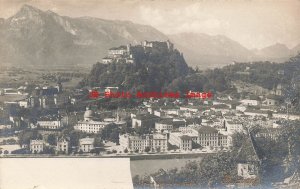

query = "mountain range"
[0,4,299,69]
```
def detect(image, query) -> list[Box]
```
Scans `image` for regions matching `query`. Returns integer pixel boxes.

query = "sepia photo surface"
[0,0,300,188]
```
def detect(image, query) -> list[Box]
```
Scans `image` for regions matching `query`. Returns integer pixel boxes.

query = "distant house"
[102,57,113,64]
[18,100,29,108]
[264,95,282,106]
[240,98,261,106]
[108,46,128,57]
[142,40,173,51]
[30,140,44,153]
[3,88,19,95]
[37,116,62,130]
[238,163,258,179]
[155,119,173,132]
[223,118,245,134]
[56,137,69,154]
[79,137,95,153]
[254,128,281,140]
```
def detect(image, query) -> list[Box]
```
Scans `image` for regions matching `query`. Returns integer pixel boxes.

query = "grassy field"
[0,67,89,89]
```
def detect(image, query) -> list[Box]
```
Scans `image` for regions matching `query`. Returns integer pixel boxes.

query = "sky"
[0,0,299,49]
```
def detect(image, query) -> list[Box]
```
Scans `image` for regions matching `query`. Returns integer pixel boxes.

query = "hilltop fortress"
[102,40,174,64]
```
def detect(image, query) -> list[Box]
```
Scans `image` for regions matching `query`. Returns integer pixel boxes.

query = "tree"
[124,148,128,153]
[267,110,273,118]
[145,146,151,153]
[18,130,42,146]
[47,134,56,146]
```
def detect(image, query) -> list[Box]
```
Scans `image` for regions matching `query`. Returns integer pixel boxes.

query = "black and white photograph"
[0,0,300,188]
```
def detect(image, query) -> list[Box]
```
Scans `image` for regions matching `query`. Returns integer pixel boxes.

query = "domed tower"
[84,107,94,122]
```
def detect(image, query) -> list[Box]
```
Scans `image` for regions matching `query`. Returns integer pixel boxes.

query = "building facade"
[30,140,44,153]
[119,133,168,152]
[79,137,95,153]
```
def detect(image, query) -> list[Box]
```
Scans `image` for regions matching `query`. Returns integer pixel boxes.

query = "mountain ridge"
[0,4,168,67]
[0,4,298,69]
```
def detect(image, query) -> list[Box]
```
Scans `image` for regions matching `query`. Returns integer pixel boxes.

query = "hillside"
[0,5,167,68]
[79,42,189,92]
[169,33,255,68]
[169,33,298,68]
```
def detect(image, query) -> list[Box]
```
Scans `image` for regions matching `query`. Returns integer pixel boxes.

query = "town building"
[264,95,282,106]
[155,119,173,133]
[119,133,168,152]
[169,132,193,151]
[30,140,44,153]
[132,114,160,128]
[79,137,95,153]
[37,116,62,130]
[74,108,112,133]
[56,137,69,154]
[198,126,231,148]
[237,163,258,179]
[223,118,245,134]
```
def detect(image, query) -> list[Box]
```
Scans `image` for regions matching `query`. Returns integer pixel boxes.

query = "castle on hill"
[102,40,174,64]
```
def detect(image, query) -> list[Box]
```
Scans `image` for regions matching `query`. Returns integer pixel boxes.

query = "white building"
[237,163,258,179]
[79,137,95,153]
[37,117,62,130]
[223,118,245,135]
[119,133,167,152]
[18,100,29,108]
[155,119,173,133]
[108,46,128,57]
[198,126,231,148]
[74,108,112,133]
[236,104,247,112]
[169,132,193,151]
[30,140,44,153]
[56,138,69,154]
[240,99,260,106]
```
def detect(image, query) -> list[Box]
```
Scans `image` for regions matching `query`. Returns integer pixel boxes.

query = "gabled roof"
[236,135,260,163]
[179,135,192,140]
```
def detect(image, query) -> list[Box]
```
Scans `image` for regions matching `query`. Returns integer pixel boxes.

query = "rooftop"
[198,126,218,134]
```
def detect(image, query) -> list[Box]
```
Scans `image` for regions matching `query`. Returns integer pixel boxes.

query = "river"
[130,156,203,176]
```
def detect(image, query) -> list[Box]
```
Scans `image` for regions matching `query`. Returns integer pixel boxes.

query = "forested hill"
[78,44,190,92]
[222,54,300,90]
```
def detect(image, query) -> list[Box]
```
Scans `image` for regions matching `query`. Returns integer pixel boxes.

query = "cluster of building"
[29,137,94,154]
